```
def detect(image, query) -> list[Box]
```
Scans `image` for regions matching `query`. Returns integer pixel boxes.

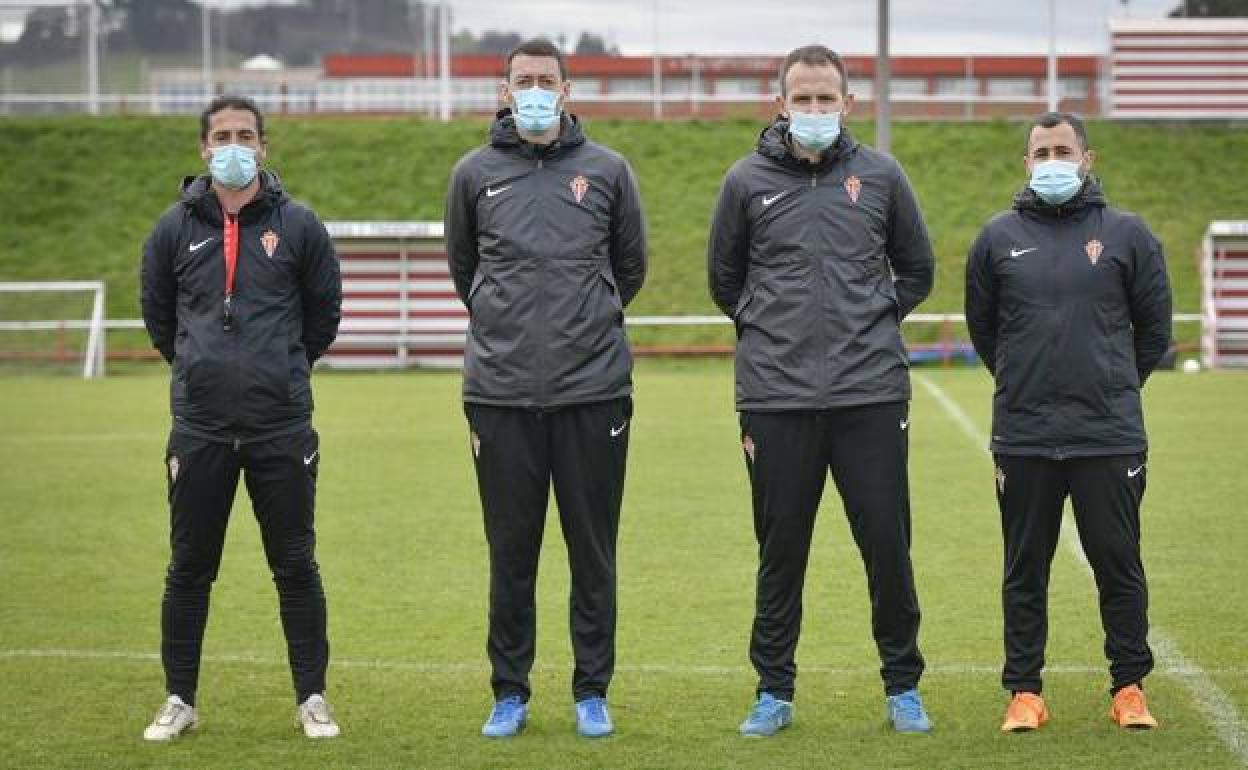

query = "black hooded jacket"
[445,111,647,408]
[140,170,342,443]
[965,177,1172,458]
[708,120,935,410]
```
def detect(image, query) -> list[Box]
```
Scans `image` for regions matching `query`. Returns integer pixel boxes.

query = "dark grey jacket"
[965,178,1172,459]
[446,111,647,408]
[140,171,342,443]
[708,121,934,410]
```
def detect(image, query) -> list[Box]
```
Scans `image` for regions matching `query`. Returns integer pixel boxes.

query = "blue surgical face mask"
[1029,159,1083,204]
[208,144,258,189]
[788,110,841,153]
[512,87,560,133]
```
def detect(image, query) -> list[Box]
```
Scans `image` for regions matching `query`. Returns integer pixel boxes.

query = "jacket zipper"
[810,169,831,404]
[534,153,548,407]
[225,210,243,448]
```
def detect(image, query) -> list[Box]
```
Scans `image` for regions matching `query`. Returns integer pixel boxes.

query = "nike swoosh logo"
[900,419,909,431]
[189,238,214,252]
[304,450,318,466]
[1127,465,1144,478]
[486,185,511,197]
[609,421,628,437]
[1009,247,1037,258]
[762,191,788,207]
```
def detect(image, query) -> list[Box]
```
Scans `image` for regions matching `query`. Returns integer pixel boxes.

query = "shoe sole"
[482,719,526,738]
[143,719,198,742]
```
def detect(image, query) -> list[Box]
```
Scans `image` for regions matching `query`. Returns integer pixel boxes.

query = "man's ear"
[498,80,511,106]
[200,141,212,164]
[774,93,787,118]
[1083,148,1096,171]
[841,92,855,118]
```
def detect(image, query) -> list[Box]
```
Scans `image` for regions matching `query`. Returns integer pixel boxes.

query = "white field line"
[915,372,1248,764]
[1,648,1189,676]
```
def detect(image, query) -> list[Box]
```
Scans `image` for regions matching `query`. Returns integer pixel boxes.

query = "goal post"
[0,281,108,378]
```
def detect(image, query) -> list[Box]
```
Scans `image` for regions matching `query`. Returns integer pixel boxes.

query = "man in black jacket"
[708,45,935,736]
[965,111,1171,733]
[139,95,342,741]
[444,38,646,739]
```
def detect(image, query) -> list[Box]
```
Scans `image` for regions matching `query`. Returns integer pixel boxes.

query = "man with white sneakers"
[140,95,342,740]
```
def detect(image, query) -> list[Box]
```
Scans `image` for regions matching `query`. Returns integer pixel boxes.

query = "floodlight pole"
[201,1,212,98]
[438,1,451,121]
[85,0,99,115]
[1047,0,1058,112]
[875,0,890,154]
[652,0,662,119]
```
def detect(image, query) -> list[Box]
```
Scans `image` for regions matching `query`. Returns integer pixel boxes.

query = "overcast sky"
[449,0,1181,55]
[0,0,1186,54]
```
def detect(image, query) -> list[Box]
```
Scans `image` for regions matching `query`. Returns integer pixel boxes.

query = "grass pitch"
[0,361,1245,768]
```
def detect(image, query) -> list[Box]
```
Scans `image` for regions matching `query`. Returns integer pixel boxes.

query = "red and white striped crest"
[1086,239,1104,264]
[845,175,862,204]
[260,230,280,258]
[570,174,589,204]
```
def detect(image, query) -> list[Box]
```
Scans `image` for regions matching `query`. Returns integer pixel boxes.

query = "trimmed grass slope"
[0,116,1242,342]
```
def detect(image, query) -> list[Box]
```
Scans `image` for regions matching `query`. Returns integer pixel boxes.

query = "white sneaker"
[296,694,340,738]
[143,695,198,741]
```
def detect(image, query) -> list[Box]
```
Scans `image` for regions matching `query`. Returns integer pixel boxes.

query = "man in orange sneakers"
[965,112,1170,733]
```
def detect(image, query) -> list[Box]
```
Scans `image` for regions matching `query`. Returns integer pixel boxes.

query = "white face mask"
[1029,159,1082,204]
[788,110,841,152]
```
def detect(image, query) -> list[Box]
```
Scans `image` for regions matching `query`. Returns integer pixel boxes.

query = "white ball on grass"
[1182,358,1201,374]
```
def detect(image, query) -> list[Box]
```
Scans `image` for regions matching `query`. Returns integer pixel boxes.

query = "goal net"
[0,282,107,378]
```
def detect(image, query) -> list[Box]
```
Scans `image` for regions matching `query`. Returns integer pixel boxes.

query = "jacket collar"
[1012,174,1107,220]
[489,109,587,160]
[756,116,858,172]
[179,169,288,226]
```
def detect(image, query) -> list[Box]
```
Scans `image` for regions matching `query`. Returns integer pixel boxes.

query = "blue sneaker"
[739,693,793,736]
[887,688,932,733]
[575,696,614,738]
[481,696,527,738]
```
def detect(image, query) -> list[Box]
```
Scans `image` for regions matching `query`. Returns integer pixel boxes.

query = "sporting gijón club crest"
[1085,239,1103,265]
[570,174,589,204]
[844,175,862,204]
[260,230,280,258]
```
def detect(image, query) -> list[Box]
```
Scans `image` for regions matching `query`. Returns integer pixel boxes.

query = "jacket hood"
[1013,174,1107,218]
[756,116,858,170]
[178,169,289,226]
[489,109,587,156]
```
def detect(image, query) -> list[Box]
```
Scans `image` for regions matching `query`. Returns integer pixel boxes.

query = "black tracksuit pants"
[995,452,1154,694]
[740,402,925,700]
[160,426,329,706]
[465,398,631,703]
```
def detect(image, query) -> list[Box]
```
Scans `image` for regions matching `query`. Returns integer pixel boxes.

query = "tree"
[1168,0,1248,16]
[574,32,618,56]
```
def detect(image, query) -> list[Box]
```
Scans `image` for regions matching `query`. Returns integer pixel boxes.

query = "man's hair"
[504,38,567,82]
[1027,111,1089,152]
[200,95,265,140]
[779,44,848,97]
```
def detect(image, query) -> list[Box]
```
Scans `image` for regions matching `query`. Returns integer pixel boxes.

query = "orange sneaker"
[1110,684,1158,730]
[1001,692,1050,733]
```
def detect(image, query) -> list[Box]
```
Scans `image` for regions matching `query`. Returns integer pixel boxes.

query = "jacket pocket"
[599,265,623,313]
[733,284,756,323]
[466,271,487,310]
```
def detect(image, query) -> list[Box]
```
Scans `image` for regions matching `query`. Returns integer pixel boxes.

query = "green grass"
[0,117,1243,347]
[1,362,1246,768]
